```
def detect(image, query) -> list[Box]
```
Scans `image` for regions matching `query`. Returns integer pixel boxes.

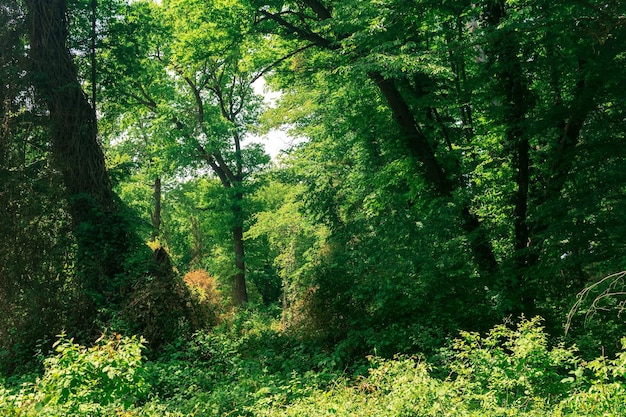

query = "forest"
[1,0,626,415]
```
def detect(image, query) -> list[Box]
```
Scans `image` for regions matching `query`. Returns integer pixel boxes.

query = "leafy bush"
[183,269,224,327]
[448,316,580,407]
[3,316,626,416]
[0,333,149,416]
[255,317,626,417]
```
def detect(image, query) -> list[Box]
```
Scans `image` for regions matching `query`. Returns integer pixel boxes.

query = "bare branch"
[565,271,626,335]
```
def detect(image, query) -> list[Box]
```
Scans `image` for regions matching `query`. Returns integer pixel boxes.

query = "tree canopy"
[1,0,626,380]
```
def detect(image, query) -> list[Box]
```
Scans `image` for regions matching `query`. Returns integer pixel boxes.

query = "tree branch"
[258,9,334,48]
[301,0,332,20]
[250,43,316,84]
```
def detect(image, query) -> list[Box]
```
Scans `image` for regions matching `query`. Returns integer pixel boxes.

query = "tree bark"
[26,0,114,212]
[232,130,248,304]
[151,176,162,240]
[25,0,133,324]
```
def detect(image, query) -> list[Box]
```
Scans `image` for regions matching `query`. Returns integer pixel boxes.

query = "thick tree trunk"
[25,0,132,323]
[26,0,114,212]
[369,71,498,276]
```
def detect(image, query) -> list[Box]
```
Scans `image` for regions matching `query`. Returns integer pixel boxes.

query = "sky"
[249,77,302,160]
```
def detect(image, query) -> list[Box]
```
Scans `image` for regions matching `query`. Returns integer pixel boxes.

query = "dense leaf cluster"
[2,316,626,416]
[2,0,626,408]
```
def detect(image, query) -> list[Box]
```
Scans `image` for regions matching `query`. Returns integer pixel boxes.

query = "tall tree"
[26,0,113,211]
[250,0,499,280]
[0,0,80,372]
[22,0,197,345]
[25,0,130,320]
[100,0,274,304]
[250,0,626,325]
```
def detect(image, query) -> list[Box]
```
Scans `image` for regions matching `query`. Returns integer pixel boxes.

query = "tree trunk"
[26,0,114,212]
[25,0,133,325]
[25,0,201,349]
[369,71,498,276]
[151,176,162,240]
[191,74,250,305]
[232,189,248,304]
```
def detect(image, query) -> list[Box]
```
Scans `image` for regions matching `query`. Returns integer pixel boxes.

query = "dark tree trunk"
[484,0,535,317]
[25,0,133,325]
[369,71,498,276]
[151,176,162,240]
[368,72,451,196]
[90,0,97,110]
[197,144,249,305]
[232,131,248,305]
[26,0,114,211]
[25,0,199,349]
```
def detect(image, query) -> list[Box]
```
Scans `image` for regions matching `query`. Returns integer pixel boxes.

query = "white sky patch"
[250,77,303,160]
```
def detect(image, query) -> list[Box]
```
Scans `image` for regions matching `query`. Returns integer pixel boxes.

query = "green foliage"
[448,317,580,406]
[2,316,626,416]
[39,334,148,408]
[0,0,81,375]
[159,178,234,272]
[5,1,626,415]
[253,317,626,417]
[251,0,626,339]
[142,307,338,416]
[99,0,276,305]
[0,334,149,416]
[251,77,491,355]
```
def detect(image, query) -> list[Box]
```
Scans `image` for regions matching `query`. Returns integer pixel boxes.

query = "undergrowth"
[1,314,626,416]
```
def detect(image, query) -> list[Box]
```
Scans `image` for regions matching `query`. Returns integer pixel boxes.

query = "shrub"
[448,316,581,408]
[3,316,626,416]
[254,317,626,416]
[0,333,151,416]
[183,269,224,327]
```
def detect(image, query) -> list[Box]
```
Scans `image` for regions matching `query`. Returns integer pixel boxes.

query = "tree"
[24,0,136,329]
[0,0,81,373]
[100,0,275,304]
[249,0,626,330]
[19,0,200,349]
[250,0,501,290]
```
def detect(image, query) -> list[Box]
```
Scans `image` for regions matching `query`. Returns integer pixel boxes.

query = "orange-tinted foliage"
[183,269,223,326]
